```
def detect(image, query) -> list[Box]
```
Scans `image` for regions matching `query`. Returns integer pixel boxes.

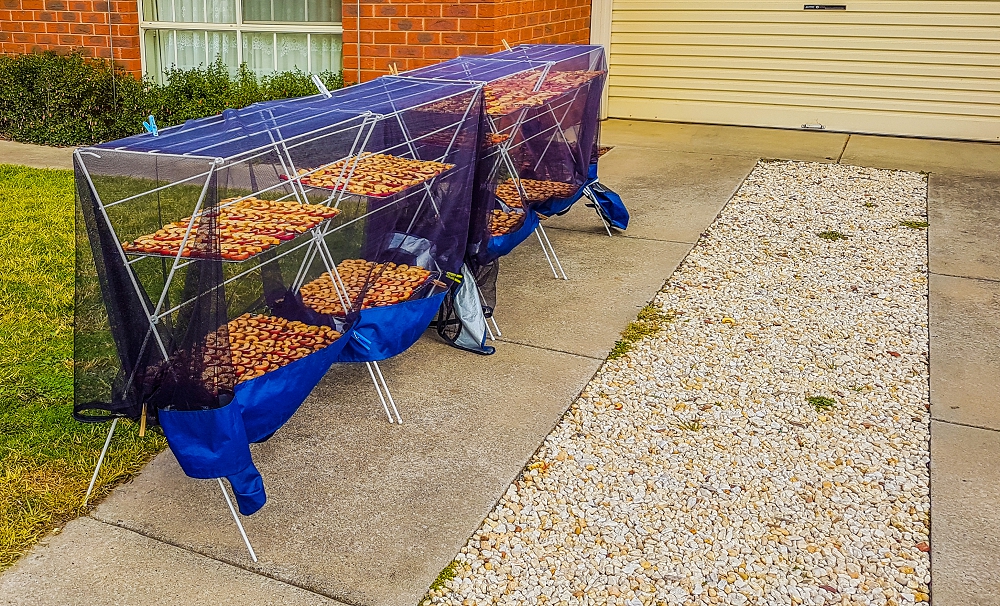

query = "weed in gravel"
[900,220,929,229]
[675,420,703,431]
[608,305,676,360]
[864,202,876,208]
[817,231,849,241]
[427,560,460,596]
[808,396,838,412]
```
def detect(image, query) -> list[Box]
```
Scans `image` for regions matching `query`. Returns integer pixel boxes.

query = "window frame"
[138,0,344,79]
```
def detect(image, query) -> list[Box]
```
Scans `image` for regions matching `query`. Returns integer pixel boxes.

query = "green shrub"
[147,61,344,127]
[0,53,147,147]
[0,52,344,147]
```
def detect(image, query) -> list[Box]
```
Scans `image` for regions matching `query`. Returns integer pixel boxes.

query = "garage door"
[607,1,1000,141]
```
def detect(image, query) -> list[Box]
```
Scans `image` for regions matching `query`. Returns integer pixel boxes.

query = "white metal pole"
[534,227,559,279]
[372,361,401,424]
[366,362,395,423]
[538,225,568,280]
[585,186,614,237]
[218,478,258,562]
[82,417,119,507]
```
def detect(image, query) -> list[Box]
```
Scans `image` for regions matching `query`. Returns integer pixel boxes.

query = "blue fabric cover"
[159,326,355,515]
[159,402,266,515]
[233,325,354,443]
[535,163,630,230]
[95,77,479,159]
[487,210,540,257]
[533,163,590,217]
[334,292,446,362]
[534,186,587,217]
[590,184,630,230]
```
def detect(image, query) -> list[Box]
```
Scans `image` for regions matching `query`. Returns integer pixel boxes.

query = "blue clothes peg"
[142,115,159,137]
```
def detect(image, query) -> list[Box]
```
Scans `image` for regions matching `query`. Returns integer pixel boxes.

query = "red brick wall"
[495,0,592,48]
[0,0,141,74]
[342,0,591,83]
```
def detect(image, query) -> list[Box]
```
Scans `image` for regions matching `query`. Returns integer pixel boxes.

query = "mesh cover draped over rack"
[74,76,485,515]
[402,45,620,352]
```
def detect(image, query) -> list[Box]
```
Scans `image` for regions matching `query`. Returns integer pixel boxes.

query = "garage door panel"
[612,53,1000,80]
[611,44,1000,68]
[614,1,1000,15]
[613,22,1000,43]
[607,0,1000,140]
[614,9,998,28]
[611,96,1000,140]
[613,32,1000,54]
[610,85,1000,118]
[611,66,1000,95]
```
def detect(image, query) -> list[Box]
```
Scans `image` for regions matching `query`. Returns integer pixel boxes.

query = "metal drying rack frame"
[74,80,483,562]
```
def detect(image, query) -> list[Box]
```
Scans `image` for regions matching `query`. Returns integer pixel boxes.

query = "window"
[140,0,343,82]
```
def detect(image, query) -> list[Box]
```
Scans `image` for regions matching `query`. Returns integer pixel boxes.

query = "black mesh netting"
[74,78,485,429]
[406,45,609,351]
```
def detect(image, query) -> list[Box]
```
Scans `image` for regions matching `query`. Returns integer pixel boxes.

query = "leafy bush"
[147,61,344,127]
[0,52,344,147]
[0,53,147,147]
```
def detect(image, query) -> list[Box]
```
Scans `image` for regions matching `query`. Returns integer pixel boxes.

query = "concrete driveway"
[1,122,998,605]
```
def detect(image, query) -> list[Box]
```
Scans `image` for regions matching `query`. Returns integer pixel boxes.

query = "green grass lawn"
[0,164,165,571]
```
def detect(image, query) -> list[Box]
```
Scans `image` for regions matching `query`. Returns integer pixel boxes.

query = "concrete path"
[0,140,73,170]
[1,123,998,605]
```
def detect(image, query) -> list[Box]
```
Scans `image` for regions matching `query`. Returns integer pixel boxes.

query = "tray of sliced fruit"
[485,70,605,116]
[485,132,511,146]
[495,178,577,209]
[225,313,343,383]
[300,259,443,316]
[488,209,526,237]
[121,197,340,262]
[292,154,454,198]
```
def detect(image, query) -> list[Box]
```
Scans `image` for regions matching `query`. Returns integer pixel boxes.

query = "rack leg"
[372,361,402,424]
[538,225,568,280]
[366,362,395,423]
[83,417,119,508]
[218,479,258,563]
[585,188,614,237]
[484,318,496,341]
[489,314,502,337]
[534,227,559,279]
[476,283,501,339]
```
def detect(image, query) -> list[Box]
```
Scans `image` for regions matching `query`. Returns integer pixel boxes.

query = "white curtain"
[276,33,309,72]
[310,34,342,74]
[146,0,235,23]
[307,0,340,23]
[241,0,338,23]
[144,0,341,81]
[207,31,239,71]
[242,32,275,77]
[145,29,237,81]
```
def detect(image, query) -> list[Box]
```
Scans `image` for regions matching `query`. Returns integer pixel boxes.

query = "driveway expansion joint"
[930,418,1000,434]
[493,338,605,361]
[86,515,356,606]
[929,271,1000,285]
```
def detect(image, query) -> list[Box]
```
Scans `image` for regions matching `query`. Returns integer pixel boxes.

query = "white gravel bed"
[428,161,930,606]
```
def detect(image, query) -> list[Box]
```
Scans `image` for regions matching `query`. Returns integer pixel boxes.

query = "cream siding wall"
[607,1,1000,141]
